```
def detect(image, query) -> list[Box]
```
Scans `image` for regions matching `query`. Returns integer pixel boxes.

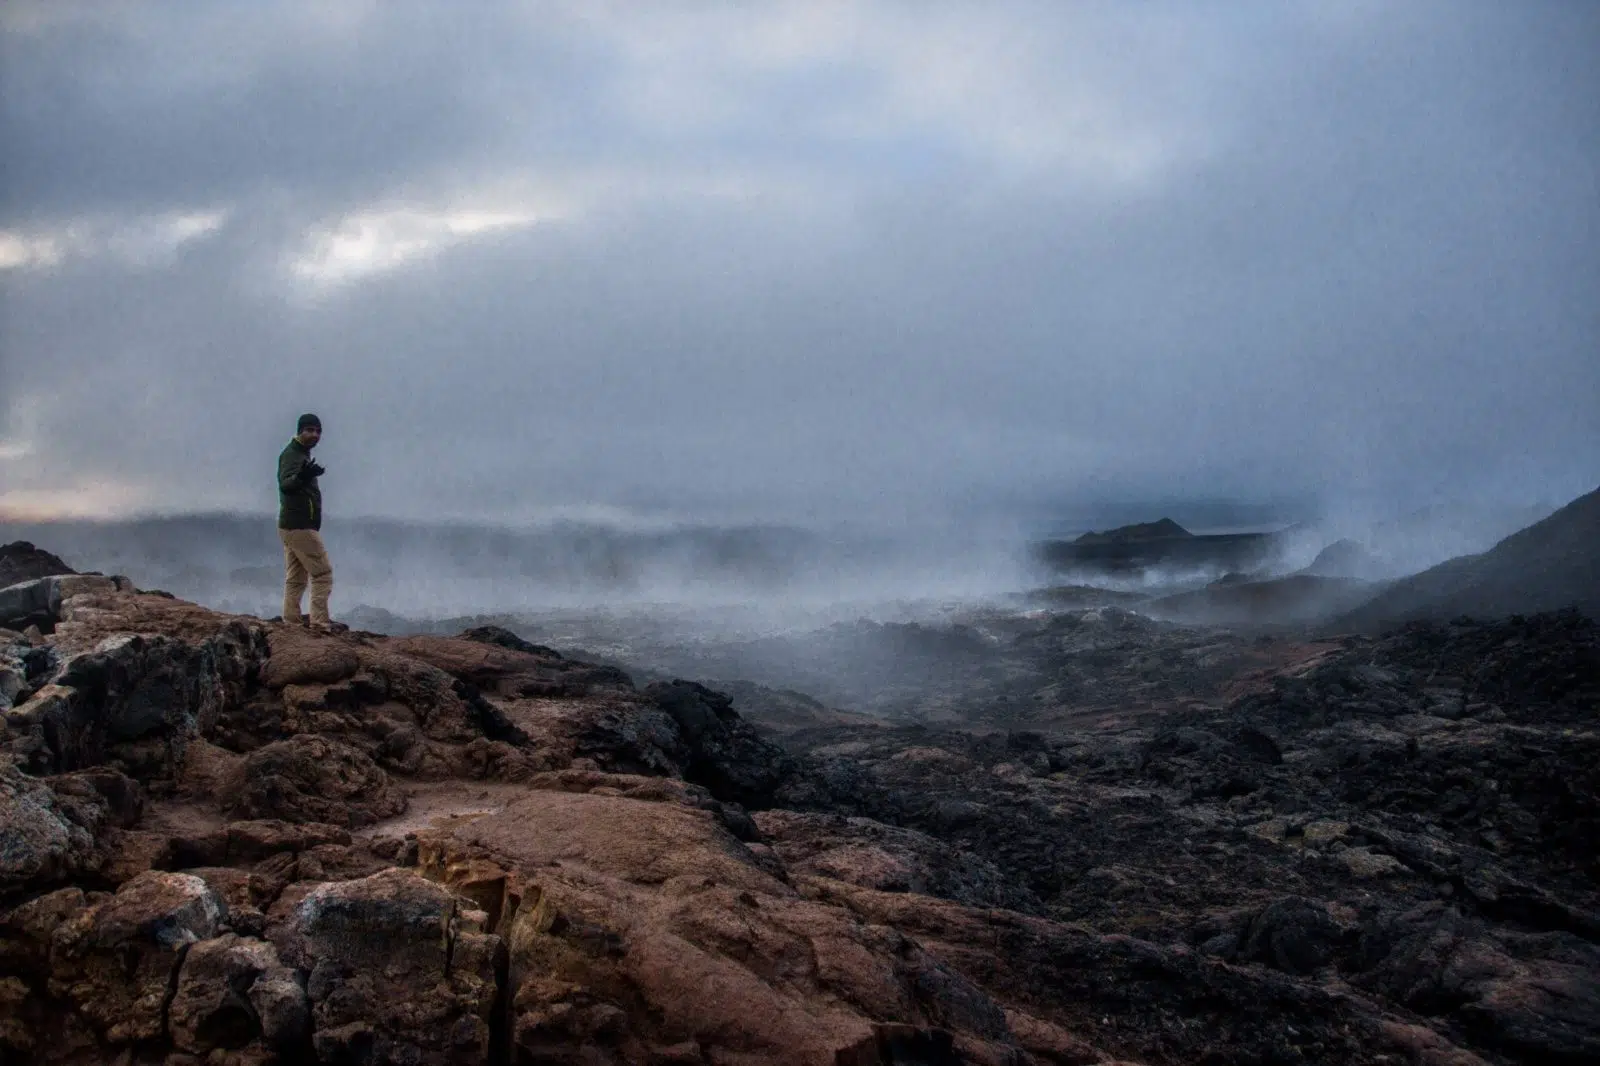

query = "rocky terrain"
[2,541,1597,1065]
[359,601,1346,731]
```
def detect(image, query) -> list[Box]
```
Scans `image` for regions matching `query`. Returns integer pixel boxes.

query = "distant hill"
[1038,517,1282,575]
[1073,517,1191,545]
[1336,485,1600,632]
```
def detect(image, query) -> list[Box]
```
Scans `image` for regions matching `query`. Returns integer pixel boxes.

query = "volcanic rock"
[167,932,305,1054]
[646,678,798,806]
[47,871,226,1044]
[227,733,408,828]
[416,782,1022,1065]
[0,574,124,636]
[267,867,500,1064]
[0,541,75,588]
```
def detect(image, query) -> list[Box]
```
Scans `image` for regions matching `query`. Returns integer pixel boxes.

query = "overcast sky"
[2,0,1596,529]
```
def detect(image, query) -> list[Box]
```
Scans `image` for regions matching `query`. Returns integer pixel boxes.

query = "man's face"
[297,425,322,448]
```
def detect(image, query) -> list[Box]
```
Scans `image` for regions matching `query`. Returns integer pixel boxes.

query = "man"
[277,413,334,628]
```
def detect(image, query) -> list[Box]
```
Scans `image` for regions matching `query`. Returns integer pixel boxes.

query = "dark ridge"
[1337,484,1600,631]
[1072,517,1192,544]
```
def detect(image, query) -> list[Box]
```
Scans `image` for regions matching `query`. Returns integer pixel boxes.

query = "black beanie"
[297,413,322,432]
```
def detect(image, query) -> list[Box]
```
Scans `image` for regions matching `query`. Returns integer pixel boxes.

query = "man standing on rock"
[277,413,334,628]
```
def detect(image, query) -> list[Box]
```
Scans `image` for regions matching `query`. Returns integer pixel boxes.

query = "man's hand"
[304,460,326,479]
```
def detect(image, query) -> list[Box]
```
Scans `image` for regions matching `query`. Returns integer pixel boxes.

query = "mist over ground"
[0,513,1043,624]
[0,489,1560,628]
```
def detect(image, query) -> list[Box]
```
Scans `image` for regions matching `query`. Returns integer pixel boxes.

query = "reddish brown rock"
[1,758,105,896]
[168,932,307,1055]
[226,734,407,828]
[267,868,501,1065]
[1,886,87,978]
[99,828,175,884]
[225,819,352,861]
[47,871,226,1044]
[418,783,1023,1066]
[259,629,361,689]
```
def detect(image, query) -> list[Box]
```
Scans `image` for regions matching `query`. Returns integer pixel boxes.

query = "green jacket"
[277,439,323,530]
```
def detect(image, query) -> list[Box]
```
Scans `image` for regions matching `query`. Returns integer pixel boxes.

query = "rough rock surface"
[0,565,1592,1064]
[268,868,499,1064]
[47,871,226,1044]
[0,541,76,589]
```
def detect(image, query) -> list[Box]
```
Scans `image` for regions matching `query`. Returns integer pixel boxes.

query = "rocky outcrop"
[227,734,409,828]
[645,679,798,807]
[48,871,226,1044]
[268,868,499,1064]
[168,932,308,1054]
[0,574,127,636]
[1,759,143,900]
[6,626,262,779]
[414,779,1022,1065]
[0,541,75,589]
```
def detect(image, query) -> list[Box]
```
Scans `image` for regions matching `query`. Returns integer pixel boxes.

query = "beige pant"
[279,529,333,625]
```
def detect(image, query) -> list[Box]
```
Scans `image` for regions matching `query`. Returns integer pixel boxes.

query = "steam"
[0,513,1043,631]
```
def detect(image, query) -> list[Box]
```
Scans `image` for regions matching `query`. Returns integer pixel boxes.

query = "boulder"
[1240,896,1347,975]
[645,679,798,807]
[0,633,54,713]
[0,885,87,976]
[0,541,76,588]
[224,819,352,861]
[181,867,278,938]
[0,578,59,636]
[4,631,232,778]
[168,933,307,1054]
[0,759,111,897]
[227,734,407,828]
[0,573,127,636]
[268,868,501,1065]
[47,871,226,1044]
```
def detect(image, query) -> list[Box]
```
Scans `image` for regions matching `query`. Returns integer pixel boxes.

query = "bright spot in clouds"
[288,204,548,286]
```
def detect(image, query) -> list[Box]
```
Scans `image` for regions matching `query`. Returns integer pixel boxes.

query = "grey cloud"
[2,1,1597,534]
